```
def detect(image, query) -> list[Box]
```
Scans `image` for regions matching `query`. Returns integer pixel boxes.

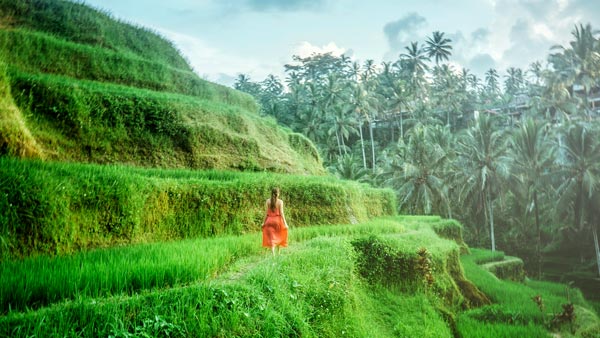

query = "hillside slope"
[0,0,323,174]
[1,217,598,337]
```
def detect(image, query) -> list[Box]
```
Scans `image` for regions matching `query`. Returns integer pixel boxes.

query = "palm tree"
[349,61,361,82]
[329,154,370,182]
[349,83,377,169]
[425,31,453,65]
[555,122,600,277]
[327,103,359,156]
[383,125,452,216]
[549,24,599,118]
[484,68,501,102]
[399,42,430,97]
[362,59,377,82]
[504,67,524,96]
[509,118,556,278]
[388,78,408,140]
[233,73,261,97]
[456,115,510,252]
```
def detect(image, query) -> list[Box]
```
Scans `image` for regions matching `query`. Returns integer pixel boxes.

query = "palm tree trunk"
[359,123,367,169]
[486,189,496,252]
[341,134,348,155]
[534,190,542,279]
[400,112,404,140]
[369,120,376,172]
[593,226,600,277]
[335,129,342,157]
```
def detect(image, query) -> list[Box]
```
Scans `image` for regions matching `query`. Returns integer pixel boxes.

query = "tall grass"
[0,218,409,314]
[1,217,598,337]
[6,70,321,172]
[0,30,256,110]
[460,248,600,337]
[0,60,43,158]
[0,219,464,337]
[0,157,395,258]
[0,0,190,70]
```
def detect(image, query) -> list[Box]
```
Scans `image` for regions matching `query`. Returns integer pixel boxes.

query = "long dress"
[262,206,288,248]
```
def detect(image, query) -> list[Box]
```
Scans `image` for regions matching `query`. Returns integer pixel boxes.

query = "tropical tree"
[555,122,600,277]
[456,115,510,251]
[548,24,600,118]
[234,73,262,97]
[484,68,501,103]
[383,125,452,217]
[509,118,556,278]
[504,67,525,96]
[398,42,430,98]
[431,64,465,129]
[327,103,358,156]
[349,82,377,169]
[425,31,453,65]
[328,154,370,182]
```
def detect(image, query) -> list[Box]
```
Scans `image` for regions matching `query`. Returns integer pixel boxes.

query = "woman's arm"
[279,200,289,228]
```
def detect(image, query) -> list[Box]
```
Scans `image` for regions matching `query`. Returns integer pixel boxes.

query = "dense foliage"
[235,25,600,293]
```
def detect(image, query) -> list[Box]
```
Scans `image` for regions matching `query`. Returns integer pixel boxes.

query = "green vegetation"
[237,23,600,298]
[460,249,600,337]
[0,0,191,70]
[0,157,395,259]
[0,0,323,174]
[1,217,598,337]
[1,1,598,336]
[5,70,320,172]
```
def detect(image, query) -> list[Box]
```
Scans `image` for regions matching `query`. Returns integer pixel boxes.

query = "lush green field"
[0,0,325,174]
[1,217,597,337]
[0,157,395,258]
[460,249,600,337]
[0,0,191,71]
[3,68,320,172]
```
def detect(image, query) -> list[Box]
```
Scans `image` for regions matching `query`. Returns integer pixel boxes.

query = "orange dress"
[262,206,288,247]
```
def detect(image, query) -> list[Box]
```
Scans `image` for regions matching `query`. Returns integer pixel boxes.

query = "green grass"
[0,217,462,337]
[0,60,43,158]
[5,69,323,173]
[0,219,408,314]
[0,0,191,70]
[1,217,598,337]
[0,29,255,107]
[460,248,600,337]
[0,1,325,175]
[0,157,395,259]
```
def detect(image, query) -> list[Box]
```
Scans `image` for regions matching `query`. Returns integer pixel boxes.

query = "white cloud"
[292,41,348,58]
[157,27,281,85]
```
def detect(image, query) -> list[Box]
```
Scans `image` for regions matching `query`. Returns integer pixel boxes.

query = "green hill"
[1,217,598,337]
[0,0,323,174]
[0,2,598,337]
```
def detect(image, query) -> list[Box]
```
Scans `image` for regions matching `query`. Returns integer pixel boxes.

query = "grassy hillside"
[0,157,395,259]
[1,217,598,337]
[0,0,323,174]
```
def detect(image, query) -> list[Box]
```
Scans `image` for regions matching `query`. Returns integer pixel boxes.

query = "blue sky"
[83,0,599,86]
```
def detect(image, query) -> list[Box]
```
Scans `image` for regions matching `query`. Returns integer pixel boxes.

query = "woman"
[262,187,289,255]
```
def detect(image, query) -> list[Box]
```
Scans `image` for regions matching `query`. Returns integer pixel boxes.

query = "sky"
[83,0,599,87]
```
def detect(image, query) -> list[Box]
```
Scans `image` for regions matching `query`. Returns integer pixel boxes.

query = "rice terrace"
[1,0,600,337]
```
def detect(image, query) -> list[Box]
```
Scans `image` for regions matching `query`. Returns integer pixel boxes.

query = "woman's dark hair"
[270,187,280,211]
